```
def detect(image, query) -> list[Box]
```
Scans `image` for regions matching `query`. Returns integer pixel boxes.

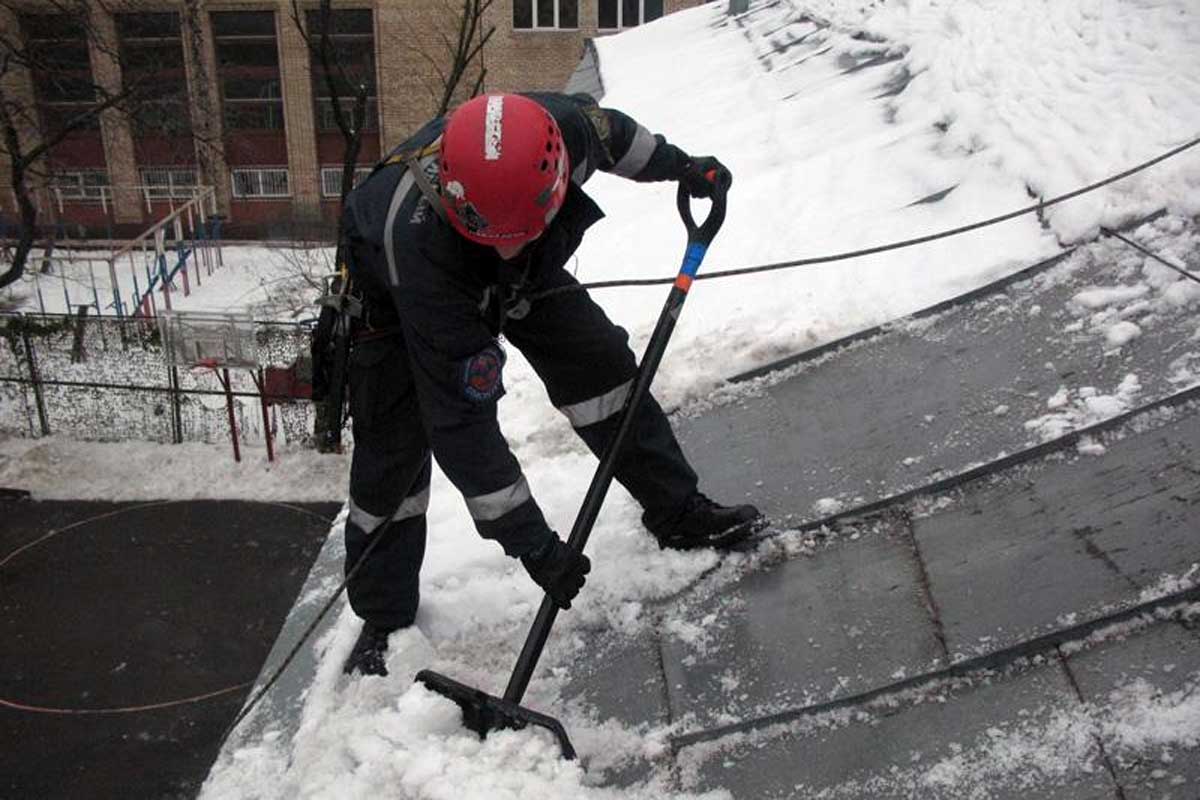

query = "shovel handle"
[503,187,726,707]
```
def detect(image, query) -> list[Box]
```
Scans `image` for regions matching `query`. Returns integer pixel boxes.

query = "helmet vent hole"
[546,142,552,152]
[540,159,549,172]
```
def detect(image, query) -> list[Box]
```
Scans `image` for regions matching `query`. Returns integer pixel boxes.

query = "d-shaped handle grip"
[677,181,727,247]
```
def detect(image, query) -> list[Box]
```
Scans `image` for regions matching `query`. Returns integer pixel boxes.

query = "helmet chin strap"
[494,241,527,260]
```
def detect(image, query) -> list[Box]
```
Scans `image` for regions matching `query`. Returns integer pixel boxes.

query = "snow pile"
[203,619,726,800]
[1062,218,1200,356]
[1023,373,1142,441]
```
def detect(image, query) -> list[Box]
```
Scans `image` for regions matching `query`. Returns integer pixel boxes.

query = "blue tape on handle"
[679,242,707,278]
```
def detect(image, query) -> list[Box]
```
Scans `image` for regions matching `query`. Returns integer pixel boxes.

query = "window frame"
[513,0,579,31]
[50,170,110,201]
[319,166,373,198]
[140,167,200,199]
[598,0,663,30]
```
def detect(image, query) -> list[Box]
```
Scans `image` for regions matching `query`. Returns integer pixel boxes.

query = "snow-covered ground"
[0,244,327,321]
[4,0,1200,797]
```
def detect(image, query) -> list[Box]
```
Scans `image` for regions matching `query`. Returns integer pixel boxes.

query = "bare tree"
[179,0,224,204]
[294,0,493,227]
[291,0,370,227]
[270,0,496,322]
[0,0,188,290]
[289,0,494,451]
[408,0,496,119]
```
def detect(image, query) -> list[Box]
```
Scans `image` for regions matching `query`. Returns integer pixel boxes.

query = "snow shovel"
[416,181,728,760]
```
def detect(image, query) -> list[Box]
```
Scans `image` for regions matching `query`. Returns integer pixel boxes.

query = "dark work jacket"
[341,92,691,554]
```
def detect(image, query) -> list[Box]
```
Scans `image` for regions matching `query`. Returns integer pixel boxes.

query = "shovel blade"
[415,669,577,760]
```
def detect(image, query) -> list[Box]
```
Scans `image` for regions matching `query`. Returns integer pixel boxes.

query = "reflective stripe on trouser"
[557,380,632,428]
[344,457,431,631]
[503,268,698,530]
[348,483,432,534]
[345,331,432,631]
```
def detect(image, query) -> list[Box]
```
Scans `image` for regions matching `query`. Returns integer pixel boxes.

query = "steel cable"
[531,133,1200,300]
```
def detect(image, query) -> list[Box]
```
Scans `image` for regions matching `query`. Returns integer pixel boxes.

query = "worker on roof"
[339,92,762,676]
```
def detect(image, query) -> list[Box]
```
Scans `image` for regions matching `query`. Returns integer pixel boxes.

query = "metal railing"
[109,186,223,318]
[6,183,212,217]
[2,187,225,320]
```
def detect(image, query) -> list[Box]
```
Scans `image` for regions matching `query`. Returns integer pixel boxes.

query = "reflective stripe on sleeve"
[348,485,431,533]
[557,379,632,428]
[464,476,532,522]
[610,125,656,178]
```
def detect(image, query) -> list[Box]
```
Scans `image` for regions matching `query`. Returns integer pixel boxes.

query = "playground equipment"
[0,187,223,318]
[159,309,274,464]
[110,187,223,318]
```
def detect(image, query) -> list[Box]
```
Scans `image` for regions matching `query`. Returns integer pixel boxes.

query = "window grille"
[320,167,373,198]
[50,170,110,201]
[231,168,290,199]
[140,167,199,199]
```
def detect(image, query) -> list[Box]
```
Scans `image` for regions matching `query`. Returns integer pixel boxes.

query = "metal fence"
[0,311,318,451]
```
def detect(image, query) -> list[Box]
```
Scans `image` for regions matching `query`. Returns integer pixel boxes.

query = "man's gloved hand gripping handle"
[522,536,591,610]
[680,156,733,198]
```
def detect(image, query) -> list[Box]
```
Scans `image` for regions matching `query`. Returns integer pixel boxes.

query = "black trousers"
[344,269,698,630]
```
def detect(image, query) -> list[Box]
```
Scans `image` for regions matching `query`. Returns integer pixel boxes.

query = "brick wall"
[2,0,707,237]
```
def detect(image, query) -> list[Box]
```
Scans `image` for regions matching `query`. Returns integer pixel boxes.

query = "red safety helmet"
[439,93,569,247]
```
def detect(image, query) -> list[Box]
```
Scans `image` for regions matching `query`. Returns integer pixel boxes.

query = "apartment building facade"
[0,0,704,238]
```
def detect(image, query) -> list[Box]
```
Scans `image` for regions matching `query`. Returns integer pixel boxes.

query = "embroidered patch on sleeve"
[462,345,506,402]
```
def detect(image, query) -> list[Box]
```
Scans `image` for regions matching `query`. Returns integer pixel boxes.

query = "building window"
[599,0,663,29]
[51,170,111,201]
[140,167,200,199]
[212,11,285,131]
[320,167,373,198]
[514,0,579,30]
[306,9,378,133]
[231,168,290,199]
[116,12,191,138]
[20,14,102,133]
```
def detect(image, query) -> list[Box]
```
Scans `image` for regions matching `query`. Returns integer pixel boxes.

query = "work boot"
[652,492,764,550]
[343,622,394,677]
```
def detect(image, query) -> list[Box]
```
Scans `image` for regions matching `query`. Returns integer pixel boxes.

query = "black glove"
[680,156,733,198]
[521,536,591,610]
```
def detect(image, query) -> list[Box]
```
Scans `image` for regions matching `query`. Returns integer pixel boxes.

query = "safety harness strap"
[404,154,449,224]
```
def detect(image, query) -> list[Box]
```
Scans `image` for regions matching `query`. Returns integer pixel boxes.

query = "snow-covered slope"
[568,0,1200,415]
